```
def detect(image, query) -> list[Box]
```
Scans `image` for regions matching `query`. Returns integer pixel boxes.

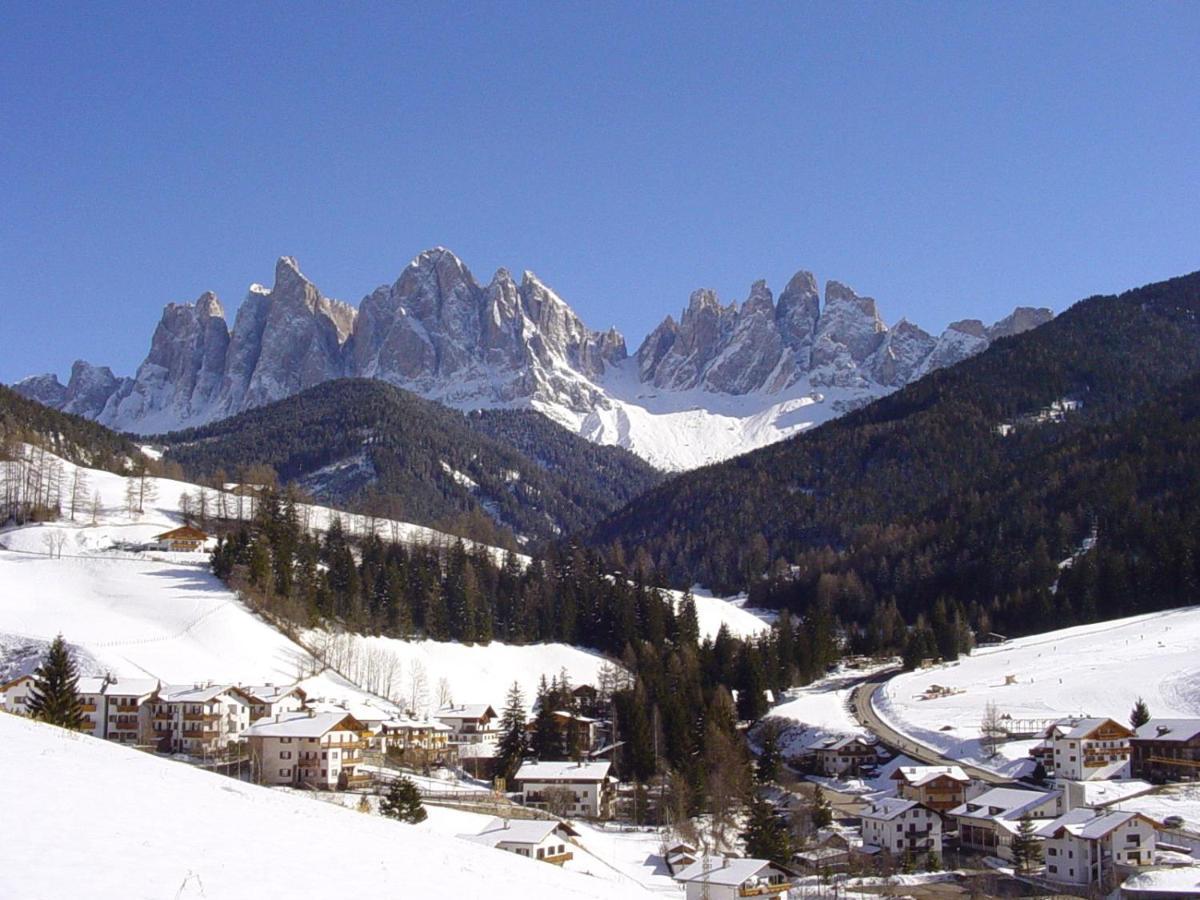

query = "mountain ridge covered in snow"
[14,248,1052,470]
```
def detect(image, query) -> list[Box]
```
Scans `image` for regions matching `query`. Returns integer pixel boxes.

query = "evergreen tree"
[741,795,794,865]
[379,776,427,823]
[811,784,833,828]
[1130,696,1151,729]
[531,676,565,760]
[1010,813,1043,872]
[26,634,85,729]
[756,724,782,784]
[494,682,528,782]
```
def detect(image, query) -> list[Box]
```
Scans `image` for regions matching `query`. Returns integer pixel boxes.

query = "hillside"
[875,604,1200,774]
[0,714,643,900]
[153,378,662,548]
[0,383,142,474]
[586,270,1200,640]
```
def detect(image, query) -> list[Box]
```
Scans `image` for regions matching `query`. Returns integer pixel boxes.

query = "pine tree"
[379,776,427,823]
[494,682,528,782]
[1130,696,1151,729]
[26,634,85,729]
[1010,813,1043,872]
[740,795,794,865]
[756,724,782,784]
[811,784,833,828]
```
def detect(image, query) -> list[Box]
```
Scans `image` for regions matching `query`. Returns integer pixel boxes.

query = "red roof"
[154,526,209,541]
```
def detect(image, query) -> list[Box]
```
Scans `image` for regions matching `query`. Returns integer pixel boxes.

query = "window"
[1049,865,1058,874]
[282,737,292,743]
[281,751,291,760]
[280,768,291,777]
[537,848,545,859]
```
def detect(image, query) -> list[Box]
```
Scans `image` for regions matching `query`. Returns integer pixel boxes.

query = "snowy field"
[0,448,762,709]
[875,606,1200,772]
[0,715,645,900]
[761,662,894,760]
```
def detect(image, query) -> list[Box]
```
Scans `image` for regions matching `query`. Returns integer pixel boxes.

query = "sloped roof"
[892,765,969,786]
[154,526,209,541]
[436,704,496,721]
[949,787,1059,821]
[1050,716,1132,740]
[459,817,577,848]
[244,710,363,739]
[1036,808,1150,840]
[240,683,305,704]
[862,798,922,822]
[515,761,610,782]
[1134,719,1200,743]
[674,856,777,886]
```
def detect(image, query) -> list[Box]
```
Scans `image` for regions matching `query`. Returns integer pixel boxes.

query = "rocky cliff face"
[12,248,1053,468]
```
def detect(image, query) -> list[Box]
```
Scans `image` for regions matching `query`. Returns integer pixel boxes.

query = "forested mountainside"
[155,379,661,548]
[0,384,141,473]
[587,270,1200,647]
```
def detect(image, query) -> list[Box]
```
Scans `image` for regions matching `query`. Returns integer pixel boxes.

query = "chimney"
[1157,725,1170,736]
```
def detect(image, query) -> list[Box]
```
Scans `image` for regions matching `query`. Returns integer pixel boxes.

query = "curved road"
[850,670,1013,786]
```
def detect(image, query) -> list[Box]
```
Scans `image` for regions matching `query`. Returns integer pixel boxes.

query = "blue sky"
[2,1,1198,383]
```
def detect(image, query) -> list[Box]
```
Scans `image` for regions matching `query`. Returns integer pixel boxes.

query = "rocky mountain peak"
[743,280,775,317]
[194,291,225,319]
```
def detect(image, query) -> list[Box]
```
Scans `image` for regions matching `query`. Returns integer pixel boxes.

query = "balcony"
[81,703,98,713]
[738,884,788,897]
[112,703,139,713]
[183,713,221,723]
[543,851,574,865]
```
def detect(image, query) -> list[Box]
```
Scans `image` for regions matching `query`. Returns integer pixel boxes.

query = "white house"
[890,765,970,813]
[805,734,880,776]
[0,673,35,714]
[948,787,1063,860]
[1038,717,1133,781]
[435,703,499,747]
[240,683,307,723]
[859,797,942,857]
[149,683,253,756]
[1036,808,1158,886]
[672,856,796,900]
[513,760,614,819]
[459,817,577,865]
[98,677,159,744]
[245,710,370,790]
[373,716,454,765]
[77,677,109,738]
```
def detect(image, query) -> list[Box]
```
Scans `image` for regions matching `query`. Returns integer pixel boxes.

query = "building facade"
[514,760,614,819]
[246,710,370,790]
[1131,719,1200,782]
[860,798,943,857]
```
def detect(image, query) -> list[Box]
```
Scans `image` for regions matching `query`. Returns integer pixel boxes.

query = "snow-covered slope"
[874,606,1200,772]
[0,715,644,900]
[14,248,1052,471]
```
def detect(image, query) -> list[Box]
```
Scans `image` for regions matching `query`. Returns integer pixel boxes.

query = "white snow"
[0,714,643,899]
[874,606,1200,772]
[665,587,771,641]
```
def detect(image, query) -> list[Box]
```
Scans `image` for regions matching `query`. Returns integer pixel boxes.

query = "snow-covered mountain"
[14,248,1052,470]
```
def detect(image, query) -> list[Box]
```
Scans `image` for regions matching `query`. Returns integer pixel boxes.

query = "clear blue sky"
[2,1,1198,384]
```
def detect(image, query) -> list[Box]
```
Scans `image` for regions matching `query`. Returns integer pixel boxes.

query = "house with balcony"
[460,817,578,865]
[805,734,880,776]
[245,710,370,789]
[99,677,159,744]
[149,684,253,756]
[153,525,209,552]
[1036,717,1133,781]
[77,677,109,738]
[435,703,499,747]
[1036,807,1159,887]
[240,683,307,723]
[513,760,614,819]
[373,716,455,767]
[948,787,1063,860]
[859,798,943,858]
[1131,719,1200,782]
[890,765,970,813]
[671,856,797,900]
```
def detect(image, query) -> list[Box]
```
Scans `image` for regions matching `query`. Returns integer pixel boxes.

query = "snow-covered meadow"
[874,606,1200,772]
[0,714,646,900]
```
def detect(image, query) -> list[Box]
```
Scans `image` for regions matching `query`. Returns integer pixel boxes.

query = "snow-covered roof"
[77,677,108,696]
[949,787,1059,822]
[553,710,600,724]
[892,765,968,787]
[805,734,876,752]
[1036,808,1149,840]
[1075,779,1154,808]
[459,817,577,848]
[159,683,243,703]
[380,717,452,732]
[1134,719,1200,743]
[102,678,160,698]
[673,856,781,886]
[240,683,305,704]
[436,704,497,721]
[1122,866,1200,894]
[1050,716,1129,740]
[515,761,611,783]
[862,798,921,821]
[244,710,361,739]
